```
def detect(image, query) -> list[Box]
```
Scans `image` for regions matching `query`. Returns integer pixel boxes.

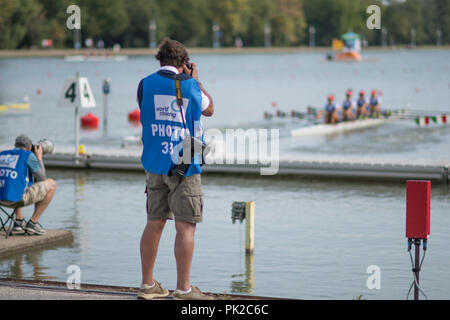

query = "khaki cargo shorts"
[0,180,51,208]
[146,172,204,224]
[22,180,52,206]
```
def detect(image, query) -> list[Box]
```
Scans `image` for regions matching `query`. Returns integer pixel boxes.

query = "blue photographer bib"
[0,149,32,202]
[140,71,203,176]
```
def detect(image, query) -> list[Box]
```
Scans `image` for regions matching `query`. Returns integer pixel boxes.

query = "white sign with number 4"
[59,77,96,108]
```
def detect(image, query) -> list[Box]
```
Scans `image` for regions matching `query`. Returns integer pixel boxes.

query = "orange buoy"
[81,112,99,130]
[128,109,140,123]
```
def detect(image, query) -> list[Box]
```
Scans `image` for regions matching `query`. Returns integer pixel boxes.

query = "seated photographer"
[0,135,56,235]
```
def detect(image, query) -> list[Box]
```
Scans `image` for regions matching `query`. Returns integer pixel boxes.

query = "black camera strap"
[170,73,206,180]
[174,74,187,131]
[171,74,189,181]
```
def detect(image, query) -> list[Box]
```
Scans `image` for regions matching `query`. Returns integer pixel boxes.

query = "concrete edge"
[0,230,74,259]
[0,278,287,300]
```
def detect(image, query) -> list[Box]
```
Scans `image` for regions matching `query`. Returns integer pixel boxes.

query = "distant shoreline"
[0,45,448,58]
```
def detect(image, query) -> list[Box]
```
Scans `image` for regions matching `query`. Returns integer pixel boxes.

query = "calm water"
[1,50,450,158]
[0,50,450,299]
[0,170,449,300]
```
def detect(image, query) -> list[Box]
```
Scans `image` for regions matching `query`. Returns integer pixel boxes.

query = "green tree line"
[0,0,449,49]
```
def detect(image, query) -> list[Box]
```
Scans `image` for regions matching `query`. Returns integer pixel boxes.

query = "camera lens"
[37,139,54,154]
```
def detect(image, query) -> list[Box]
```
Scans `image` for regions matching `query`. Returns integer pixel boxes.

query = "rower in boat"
[356,90,369,118]
[341,90,355,121]
[316,95,339,124]
[369,90,382,117]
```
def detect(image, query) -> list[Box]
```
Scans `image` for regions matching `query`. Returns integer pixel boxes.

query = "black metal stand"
[407,238,427,300]
[413,239,421,300]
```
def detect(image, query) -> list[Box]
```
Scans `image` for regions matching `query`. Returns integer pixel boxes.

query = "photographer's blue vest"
[0,149,32,202]
[140,70,203,176]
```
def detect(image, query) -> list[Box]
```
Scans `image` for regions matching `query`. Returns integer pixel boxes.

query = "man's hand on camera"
[183,62,199,81]
[34,145,43,161]
[182,62,214,116]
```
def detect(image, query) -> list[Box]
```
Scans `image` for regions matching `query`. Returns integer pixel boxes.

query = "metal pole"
[75,72,80,164]
[381,28,387,47]
[436,29,442,47]
[212,22,220,48]
[264,23,271,48]
[309,26,315,48]
[414,239,421,300]
[102,78,110,135]
[74,29,81,50]
[245,201,255,254]
[411,28,416,47]
[149,20,156,48]
[103,92,107,134]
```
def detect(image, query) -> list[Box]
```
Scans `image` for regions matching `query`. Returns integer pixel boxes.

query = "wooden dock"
[33,146,450,184]
[1,144,448,183]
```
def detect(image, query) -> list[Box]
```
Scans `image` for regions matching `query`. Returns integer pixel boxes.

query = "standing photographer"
[0,135,56,235]
[136,38,214,300]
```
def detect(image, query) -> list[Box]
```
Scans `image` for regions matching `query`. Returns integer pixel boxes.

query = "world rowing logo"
[170,99,181,113]
[0,154,20,169]
[154,95,189,123]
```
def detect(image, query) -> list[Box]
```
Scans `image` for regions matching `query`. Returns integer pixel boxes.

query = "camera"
[184,62,194,75]
[185,62,193,71]
[31,139,54,155]
[170,136,210,179]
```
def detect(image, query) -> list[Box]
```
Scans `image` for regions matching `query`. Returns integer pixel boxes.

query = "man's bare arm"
[199,82,214,117]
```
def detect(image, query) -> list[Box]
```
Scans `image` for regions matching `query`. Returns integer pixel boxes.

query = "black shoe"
[13,219,26,232]
[24,220,46,235]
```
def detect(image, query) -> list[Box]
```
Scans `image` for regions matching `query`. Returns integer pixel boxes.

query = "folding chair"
[0,201,22,239]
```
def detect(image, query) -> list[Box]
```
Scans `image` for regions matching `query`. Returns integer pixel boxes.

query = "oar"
[264,107,317,120]
[380,109,450,126]
[384,107,449,116]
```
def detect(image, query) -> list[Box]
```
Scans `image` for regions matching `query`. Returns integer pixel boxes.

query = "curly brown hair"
[155,38,189,68]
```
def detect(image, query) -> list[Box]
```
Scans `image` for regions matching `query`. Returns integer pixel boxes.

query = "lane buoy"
[128,108,140,123]
[78,144,86,155]
[81,112,99,130]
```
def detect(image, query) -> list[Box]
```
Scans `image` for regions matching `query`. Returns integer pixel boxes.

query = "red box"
[406,180,431,239]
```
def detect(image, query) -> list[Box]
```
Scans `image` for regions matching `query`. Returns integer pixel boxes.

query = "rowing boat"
[0,103,30,112]
[291,113,405,137]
